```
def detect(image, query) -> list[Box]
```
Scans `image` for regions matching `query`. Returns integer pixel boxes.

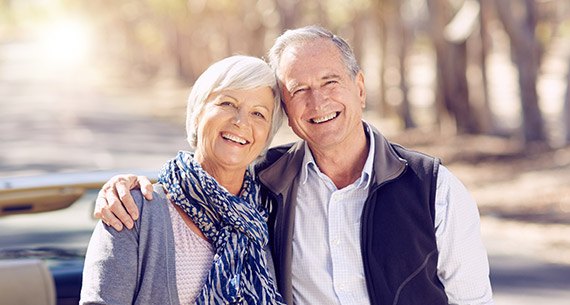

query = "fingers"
[102,202,125,231]
[94,187,125,231]
[111,175,139,227]
[93,174,146,231]
[93,187,107,220]
[92,174,152,230]
[138,175,154,201]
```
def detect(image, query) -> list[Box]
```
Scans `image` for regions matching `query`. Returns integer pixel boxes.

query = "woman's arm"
[80,198,142,304]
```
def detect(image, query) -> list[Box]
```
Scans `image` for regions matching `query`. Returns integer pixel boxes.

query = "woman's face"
[194,87,275,173]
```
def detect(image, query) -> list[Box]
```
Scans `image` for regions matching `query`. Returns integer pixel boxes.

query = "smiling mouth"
[222,133,248,145]
[311,112,339,124]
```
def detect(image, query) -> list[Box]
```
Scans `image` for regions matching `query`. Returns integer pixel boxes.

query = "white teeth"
[312,112,338,124]
[222,133,247,144]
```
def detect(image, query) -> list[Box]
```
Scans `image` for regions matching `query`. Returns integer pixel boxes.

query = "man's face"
[276,39,366,152]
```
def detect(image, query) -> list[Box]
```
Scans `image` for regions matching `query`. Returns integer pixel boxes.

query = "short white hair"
[268,25,360,79]
[186,55,283,154]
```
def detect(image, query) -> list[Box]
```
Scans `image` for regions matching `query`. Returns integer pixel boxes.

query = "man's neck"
[309,129,369,189]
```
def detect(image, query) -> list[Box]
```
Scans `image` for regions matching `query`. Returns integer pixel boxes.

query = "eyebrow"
[322,73,341,81]
[221,93,272,110]
[251,102,271,110]
[286,73,342,90]
[219,93,238,101]
[285,80,302,92]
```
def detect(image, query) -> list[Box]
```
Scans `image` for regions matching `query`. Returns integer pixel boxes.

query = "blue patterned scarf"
[158,151,285,305]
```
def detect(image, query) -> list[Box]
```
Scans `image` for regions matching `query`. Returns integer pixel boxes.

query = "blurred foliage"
[1,0,569,147]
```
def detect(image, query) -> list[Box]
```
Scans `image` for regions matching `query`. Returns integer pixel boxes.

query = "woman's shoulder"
[131,184,170,219]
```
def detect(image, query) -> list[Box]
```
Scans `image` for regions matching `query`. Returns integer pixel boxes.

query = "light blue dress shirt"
[291,123,494,305]
[291,125,375,305]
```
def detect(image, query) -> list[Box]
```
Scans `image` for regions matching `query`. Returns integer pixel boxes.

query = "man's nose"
[308,89,327,110]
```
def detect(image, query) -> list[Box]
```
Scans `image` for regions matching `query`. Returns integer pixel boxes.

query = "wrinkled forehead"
[276,39,344,82]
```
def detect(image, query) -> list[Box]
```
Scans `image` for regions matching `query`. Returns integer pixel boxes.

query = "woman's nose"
[232,109,250,126]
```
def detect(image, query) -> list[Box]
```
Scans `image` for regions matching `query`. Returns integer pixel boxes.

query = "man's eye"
[325,80,338,86]
[292,88,307,96]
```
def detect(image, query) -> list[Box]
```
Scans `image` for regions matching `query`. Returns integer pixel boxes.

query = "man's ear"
[356,71,366,108]
[278,84,292,121]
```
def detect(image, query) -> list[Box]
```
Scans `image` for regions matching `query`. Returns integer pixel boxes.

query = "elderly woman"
[80,55,285,305]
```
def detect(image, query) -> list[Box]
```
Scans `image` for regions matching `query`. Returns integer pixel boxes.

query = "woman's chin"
[212,153,256,170]
[216,145,262,164]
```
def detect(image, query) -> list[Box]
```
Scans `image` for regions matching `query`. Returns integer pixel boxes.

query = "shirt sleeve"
[434,165,495,305]
[80,201,141,304]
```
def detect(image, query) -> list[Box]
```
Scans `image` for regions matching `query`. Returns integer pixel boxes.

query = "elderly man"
[95,25,494,305]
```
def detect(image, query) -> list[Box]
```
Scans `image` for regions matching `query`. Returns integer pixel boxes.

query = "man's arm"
[434,165,494,305]
[94,174,153,231]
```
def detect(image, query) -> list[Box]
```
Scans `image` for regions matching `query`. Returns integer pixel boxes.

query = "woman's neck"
[195,154,246,196]
[210,170,245,195]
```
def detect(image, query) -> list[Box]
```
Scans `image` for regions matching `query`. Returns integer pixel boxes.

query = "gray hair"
[268,25,361,79]
[186,55,284,154]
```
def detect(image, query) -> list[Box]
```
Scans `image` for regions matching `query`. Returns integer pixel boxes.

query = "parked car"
[0,171,156,305]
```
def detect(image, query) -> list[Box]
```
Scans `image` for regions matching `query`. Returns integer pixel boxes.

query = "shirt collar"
[300,141,315,185]
[300,121,375,189]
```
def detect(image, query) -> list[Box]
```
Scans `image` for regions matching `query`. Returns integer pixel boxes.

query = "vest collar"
[258,141,305,195]
[369,124,408,187]
[258,122,407,195]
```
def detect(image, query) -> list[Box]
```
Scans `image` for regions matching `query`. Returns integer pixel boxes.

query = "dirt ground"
[391,128,570,219]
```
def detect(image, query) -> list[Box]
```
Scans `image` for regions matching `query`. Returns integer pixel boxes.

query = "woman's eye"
[253,112,266,119]
[219,101,234,107]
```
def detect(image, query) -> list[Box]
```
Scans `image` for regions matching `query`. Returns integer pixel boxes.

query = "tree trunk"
[377,0,389,117]
[495,0,547,143]
[171,22,194,82]
[427,0,479,134]
[447,42,479,133]
[564,60,570,145]
[396,7,415,129]
[351,16,366,74]
[475,0,495,134]
[275,0,300,31]
[377,0,415,127]
[427,0,450,131]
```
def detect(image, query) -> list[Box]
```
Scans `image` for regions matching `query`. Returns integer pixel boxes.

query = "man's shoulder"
[388,142,441,177]
[255,142,297,172]
[387,141,438,161]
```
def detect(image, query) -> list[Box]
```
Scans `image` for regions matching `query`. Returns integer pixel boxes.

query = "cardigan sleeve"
[80,191,144,305]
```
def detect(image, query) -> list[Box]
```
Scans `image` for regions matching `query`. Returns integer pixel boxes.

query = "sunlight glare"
[38,19,92,66]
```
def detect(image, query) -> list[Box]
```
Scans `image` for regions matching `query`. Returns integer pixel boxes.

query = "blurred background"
[2,0,570,142]
[1,0,570,304]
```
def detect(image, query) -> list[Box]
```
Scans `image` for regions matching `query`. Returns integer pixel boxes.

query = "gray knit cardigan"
[80,185,180,305]
[80,184,277,305]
